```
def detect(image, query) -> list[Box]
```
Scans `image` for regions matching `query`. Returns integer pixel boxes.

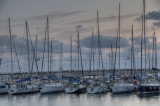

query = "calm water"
[0,92,160,106]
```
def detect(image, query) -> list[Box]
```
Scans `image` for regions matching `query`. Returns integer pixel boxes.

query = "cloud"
[145,11,160,20]
[135,10,160,22]
[75,25,82,30]
[71,13,139,24]
[153,21,160,27]
[0,35,77,56]
[78,35,129,49]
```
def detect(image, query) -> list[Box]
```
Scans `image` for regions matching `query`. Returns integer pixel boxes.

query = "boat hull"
[8,85,39,95]
[40,83,64,94]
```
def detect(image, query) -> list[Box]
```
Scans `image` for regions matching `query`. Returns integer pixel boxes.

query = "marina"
[0,0,160,105]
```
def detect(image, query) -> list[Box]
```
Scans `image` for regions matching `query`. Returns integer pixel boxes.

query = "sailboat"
[65,31,86,94]
[112,4,135,94]
[40,17,64,94]
[8,21,39,95]
[138,0,160,96]
[87,11,108,94]
[0,81,8,94]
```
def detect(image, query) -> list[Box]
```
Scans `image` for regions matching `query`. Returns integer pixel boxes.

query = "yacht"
[112,82,135,94]
[87,80,108,94]
[65,81,86,94]
[138,79,160,96]
[40,82,64,94]
[8,84,39,95]
[0,82,8,94]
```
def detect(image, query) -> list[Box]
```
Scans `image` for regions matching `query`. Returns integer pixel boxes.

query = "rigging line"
[11,34,22,73]
[41,17,48,74]
[27,23,39,73]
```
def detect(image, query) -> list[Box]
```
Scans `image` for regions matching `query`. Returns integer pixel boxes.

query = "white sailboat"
[0,82,8,94]
[65,81,86,94]
[40,82,64,94]
[8,21,41,95]
[112,82,135,94]
[8,84,39,95]
[87,80,107,94]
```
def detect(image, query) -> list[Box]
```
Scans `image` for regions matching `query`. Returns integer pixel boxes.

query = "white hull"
[65,87,78,93]
[40,83,64,94]
[112,83,134,94]
[65,85,86,93]
[87,86,107,94]
[0,88,8,94]
[8,85,39,95]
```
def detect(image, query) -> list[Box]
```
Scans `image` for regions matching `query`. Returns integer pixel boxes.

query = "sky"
[0,0,160,73]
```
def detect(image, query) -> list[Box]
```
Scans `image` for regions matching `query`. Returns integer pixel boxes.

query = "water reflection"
[0,92,160,106]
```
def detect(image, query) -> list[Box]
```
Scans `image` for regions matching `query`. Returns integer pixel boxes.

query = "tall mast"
[148,46,150,70]
[47,17,50,73]
[35,35,38,73]
[92,32,95,71]
[77,30,80,72]
[152,32,155,69]
[143,0,146,70]
[155,36,157,69]
[113,31,119,80]
[8,18,13,77]
[97,10,101,70]
[59,43,63,71]
[26,22,31,75]
[70,36,72,74]
[97,10,104,80]
[155,36,157,77]
[111,44,113,76]
[41,18,48,74]
[131,25,133,80]
[50,41,52,73]
[140,13,143,84]
[118,3,121,70]
[35,35,37,63]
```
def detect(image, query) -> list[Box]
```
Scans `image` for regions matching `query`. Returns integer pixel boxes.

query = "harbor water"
[0,92,160,106]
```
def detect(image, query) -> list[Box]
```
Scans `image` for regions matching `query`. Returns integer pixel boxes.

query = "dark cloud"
[133,36,152,46]
[135,10,160,22]
[153,21,160,27]
[145,11,160,20]
[0,35,76,55]
[75,25,82,30]
[78,35,129,49]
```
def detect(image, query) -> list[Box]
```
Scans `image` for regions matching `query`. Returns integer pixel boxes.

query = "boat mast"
[113,30,119,80]
[143,0,146,70]
[26,21,31,75]
[59,43,63,71]
[152,32,155,69]
[8,18,14,78]
[50,41,52,74]
[41,18,48,75]
[70,35,72,75]
[131,25,133,80]
[155,35,157,69]
[77,30,80,73]
[111,44,113,79]
[140,13,143,84]
[155,35,157,77]
[78,31,84,81]
[47,17,50,73]
[92,32,95,71]
[97,10,101,70]
[118,3,121,71]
